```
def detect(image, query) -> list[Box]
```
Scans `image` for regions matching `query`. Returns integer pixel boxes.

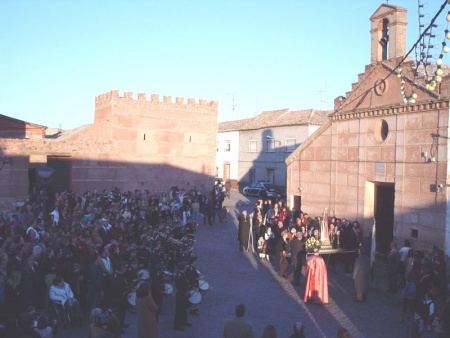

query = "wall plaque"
[375,162,385,174]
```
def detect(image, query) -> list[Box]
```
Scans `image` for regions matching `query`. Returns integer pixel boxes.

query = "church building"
[286,4,450,254]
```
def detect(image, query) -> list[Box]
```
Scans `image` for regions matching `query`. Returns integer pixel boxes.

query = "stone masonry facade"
[0,90,218,209]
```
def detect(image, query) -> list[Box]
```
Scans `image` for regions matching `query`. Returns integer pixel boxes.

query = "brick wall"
[0,116,45,139]
[0,90,218,205]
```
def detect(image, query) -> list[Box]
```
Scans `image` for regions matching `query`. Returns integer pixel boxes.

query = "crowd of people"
[237,194,450,337]
[0,179,449,337]
[393,240,450,336]
[0,181,227,337]
[238,197,365,283]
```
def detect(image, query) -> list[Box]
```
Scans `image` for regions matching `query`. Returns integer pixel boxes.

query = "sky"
[1,0,449,130]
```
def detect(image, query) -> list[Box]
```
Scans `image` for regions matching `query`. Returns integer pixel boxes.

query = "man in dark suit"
[20,257,35,312]
[341,220,358,273]
[275,230,291,278]
[185,257,201,316]
[289,231,306,286]
[417,264,433,299]
[31,245,46,309]
[150,263,165,315]
[98,219,109,244]
[258,188,268,202]
[223,303,254,338]
[173,262,191,331]
[8,245,25,274]
[110,262,128,332]
[386,241,401,294]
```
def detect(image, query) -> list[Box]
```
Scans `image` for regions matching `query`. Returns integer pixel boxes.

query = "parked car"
[242,181,277,198]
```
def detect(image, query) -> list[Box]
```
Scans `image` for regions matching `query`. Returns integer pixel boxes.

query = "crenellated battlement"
[94,89,218,128]
[95,90,218,108]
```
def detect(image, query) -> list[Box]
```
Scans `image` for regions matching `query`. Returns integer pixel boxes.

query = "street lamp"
[36,167,55,181]
[36,166,55,220]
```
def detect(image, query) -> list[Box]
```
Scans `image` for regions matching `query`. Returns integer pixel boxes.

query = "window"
[381,18,389,60]
[285,138,296,152]
[224,140,231,152]
[374,119,389,143]
[249,169,256,184]
[266,169,274,184]
[249,140,257,152]
[266,140,275,152]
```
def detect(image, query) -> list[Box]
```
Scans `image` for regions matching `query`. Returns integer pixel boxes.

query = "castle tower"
[370,4,407,63]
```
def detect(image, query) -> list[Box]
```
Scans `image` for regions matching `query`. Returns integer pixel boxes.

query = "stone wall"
[287,100,449,252]
[0,90,219,207]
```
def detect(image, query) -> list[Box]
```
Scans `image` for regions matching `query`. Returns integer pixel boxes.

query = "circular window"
[374,119,389,143]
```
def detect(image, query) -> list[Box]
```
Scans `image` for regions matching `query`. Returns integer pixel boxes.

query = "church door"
[374,183,395,253]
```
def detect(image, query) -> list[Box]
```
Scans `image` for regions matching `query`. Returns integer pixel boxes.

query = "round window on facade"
[374,119,389,143]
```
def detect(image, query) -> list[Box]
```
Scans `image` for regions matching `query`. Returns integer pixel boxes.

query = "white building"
[217,109,330,192]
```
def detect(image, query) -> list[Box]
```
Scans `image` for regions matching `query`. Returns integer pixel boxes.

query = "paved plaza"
[62,191,436,338]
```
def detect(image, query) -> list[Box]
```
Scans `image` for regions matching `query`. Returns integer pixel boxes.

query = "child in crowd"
[421,293,436,331]
[400,273,417,322]
[257,237,266,259]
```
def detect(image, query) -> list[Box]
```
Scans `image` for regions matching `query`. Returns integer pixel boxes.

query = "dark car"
[242,182,277,198]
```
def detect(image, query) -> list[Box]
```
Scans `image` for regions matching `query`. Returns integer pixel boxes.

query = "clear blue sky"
[1,0,448,129]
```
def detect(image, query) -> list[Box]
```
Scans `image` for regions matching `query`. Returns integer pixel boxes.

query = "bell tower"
[370,4,407,63]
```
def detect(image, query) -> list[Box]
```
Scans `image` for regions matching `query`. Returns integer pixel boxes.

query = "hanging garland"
[396,1,450,104]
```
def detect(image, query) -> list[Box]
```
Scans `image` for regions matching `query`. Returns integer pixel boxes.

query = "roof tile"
[219,109,331,131]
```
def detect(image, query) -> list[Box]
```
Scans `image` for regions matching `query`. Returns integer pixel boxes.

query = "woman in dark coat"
[353,247,371,302]
[238,210,251,251]
[4,270,22,320]
[136,282,159,338]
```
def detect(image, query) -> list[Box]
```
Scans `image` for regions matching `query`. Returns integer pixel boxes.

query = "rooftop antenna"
[227,92,237,114]
[318,82,331,110]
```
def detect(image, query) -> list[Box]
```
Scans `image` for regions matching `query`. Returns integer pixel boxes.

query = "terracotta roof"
[56,124,92,140]
[0,114,47,129]
[218,118,253,132]
[370,3,406,20]
[218,109,331,132]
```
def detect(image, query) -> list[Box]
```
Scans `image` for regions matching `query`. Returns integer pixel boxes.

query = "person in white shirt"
[49,207,59,226]
[49,275,83,321]
[398,239,411,288]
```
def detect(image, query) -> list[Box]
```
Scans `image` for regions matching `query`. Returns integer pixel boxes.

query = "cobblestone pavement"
[60,191,438,338]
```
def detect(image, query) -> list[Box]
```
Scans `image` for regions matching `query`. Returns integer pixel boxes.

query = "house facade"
[217,109,330,193]
[286,4,450,254]
[216,120,244,188]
